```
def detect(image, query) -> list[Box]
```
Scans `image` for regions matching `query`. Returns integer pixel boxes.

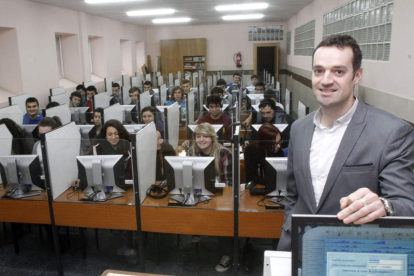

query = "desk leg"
[3,222,7,241]
[11,223,19,254]
[95,228,100,251]
[156,233,160,265]
[272,239,278,250]
[39,224,43,245]
[80,227,87,259]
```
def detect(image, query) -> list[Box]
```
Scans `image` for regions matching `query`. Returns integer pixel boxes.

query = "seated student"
[226,72,242,94]
[155,130,176,181]
[69,91,82,107]
[165,86,186,122]
[0,118,31,154]
[110,83,121,105]
[76,84,86,103]
[23,97,43,125]
[90,119,132,179]
[177,123,232,186]
[181,79,191,95]
[216,79,233,105]
[143,80,159,104]
[244,123,285,185]
[88,108,103,140]
[242,82,266,127]
[248,74,259,86]
[82,86,97,111]
[141,106,164,137]
[129,87,140,105]
[254,81,265,94]
[258,99,286,124]
[197,95,232,141]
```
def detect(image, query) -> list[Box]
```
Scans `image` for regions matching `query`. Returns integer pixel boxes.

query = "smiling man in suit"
[278,35,414,251]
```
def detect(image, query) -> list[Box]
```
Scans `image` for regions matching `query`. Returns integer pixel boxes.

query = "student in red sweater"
[197,95,232,141]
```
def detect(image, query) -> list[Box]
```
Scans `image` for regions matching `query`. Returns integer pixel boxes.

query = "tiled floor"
[0,224,278,276]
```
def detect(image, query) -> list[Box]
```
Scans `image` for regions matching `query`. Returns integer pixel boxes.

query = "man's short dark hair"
[182,79,190,85]
[206,95,222,108]
[46,101,60,109]
[255,81,266,88]
[233,72,241,78]
[217,79,227,86]
[263,89,276,100]
[70,91,82,100]
[76,84,86,92]
[251,74,258,80]
[313,34,362,79]
[129,86,141,94]
[210,87,224,96]
[112,83,120,88]
[26,97,39,107]
[86,86,97,94]
[143,81,152,86]
[258,99,276,110]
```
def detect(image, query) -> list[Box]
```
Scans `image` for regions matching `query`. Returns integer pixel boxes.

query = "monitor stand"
[169,161,210,206]
[2,186,42,199]
[83,187,123,202]
[268,190,286,204]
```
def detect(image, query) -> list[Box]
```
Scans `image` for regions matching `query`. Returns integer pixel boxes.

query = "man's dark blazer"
[277,99,414,251]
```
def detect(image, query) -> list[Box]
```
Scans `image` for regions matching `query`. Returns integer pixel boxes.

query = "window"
[287,31,292,55]
[323,0,394,61]
[55,36,64,78]
[294,20,315,56]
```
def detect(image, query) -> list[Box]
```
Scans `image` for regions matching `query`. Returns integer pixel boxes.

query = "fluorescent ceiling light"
[85,0,141,4]
[222,14,264,21]
[127,9,175,16]
[152,17,191,24]
[216,3,268,11]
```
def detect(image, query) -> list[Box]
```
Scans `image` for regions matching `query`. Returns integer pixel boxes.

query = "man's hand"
[337,187,386,224]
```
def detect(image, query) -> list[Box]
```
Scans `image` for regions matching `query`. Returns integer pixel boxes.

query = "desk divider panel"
[103,103,122,124]
[168,73,173,86]
[165,102,179,149]
[9,93,29,115]
[49,93,69,106]
[135,72,143,85]
[198,82,205,112]
[104,77,112,96]
[131,76,139,87]
[44,122,81,200]
[45,104,71,125]
[139,91,151,112]
[122,74,130,87]
[186,90,195,125]
[94,92,110,109]
[145,74,151,81]
[50,86,66,96]
[157,76,163,86]
[134,122,157,204]
[0,124,12,155]
[121,86,131,105]
[160,84,167,106]
[174,79,180,87]
[285,88,291,115]
[0,105,24,126]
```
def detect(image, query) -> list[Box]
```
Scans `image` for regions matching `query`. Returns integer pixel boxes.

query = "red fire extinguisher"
[234,52,242,68]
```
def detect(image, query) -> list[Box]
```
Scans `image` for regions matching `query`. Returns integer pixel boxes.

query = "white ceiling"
[27,0,313,26]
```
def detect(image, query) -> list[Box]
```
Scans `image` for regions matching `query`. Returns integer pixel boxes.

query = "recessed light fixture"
[222,14,264,21]
[85,0,141,3]
[216,3,268,11]
[127,9,175,17]
[152,17,191,24]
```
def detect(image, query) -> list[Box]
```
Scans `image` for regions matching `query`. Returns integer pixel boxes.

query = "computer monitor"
[291,214,414,276]
[120,105,136,124]
[69,107,90,125]
[165,156,217,205]
[124,124,146,134]
[250,124,288,141]
[265,157,287,197]
[187,124,224,141]
[77,125,94,153]
[0,155,45,198]
[50,86,66,96]
[76,155,127,201]
[22,124,39,139]
[203,104,230,112]
[247,94,264,106]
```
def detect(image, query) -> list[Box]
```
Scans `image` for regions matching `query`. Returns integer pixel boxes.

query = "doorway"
[253,43,279,82]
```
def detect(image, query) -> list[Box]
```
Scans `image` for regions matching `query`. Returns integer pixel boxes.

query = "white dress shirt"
[310,98,359,206]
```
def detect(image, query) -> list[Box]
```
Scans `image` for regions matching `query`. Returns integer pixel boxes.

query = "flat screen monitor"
[203,104,229,112]
[165,156,217,199]
[22,124,39,140]
[187,124,223,141]
[250,124,288,141]
[264,157,287,196]
[76,155,127,193]
[120,105,136,124]
[0,155,45,198]
[247,94,264,106]
[69,107,90,125]
[124,124,146,134]
[291,215,414,276]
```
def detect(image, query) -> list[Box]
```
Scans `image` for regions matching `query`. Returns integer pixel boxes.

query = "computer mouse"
[96,191,106,201]
[245,181,256,190]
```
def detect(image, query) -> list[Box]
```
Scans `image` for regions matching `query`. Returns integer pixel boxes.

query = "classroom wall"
[284,0,414,121]
[145,21,288,73]
[0,0,146,108]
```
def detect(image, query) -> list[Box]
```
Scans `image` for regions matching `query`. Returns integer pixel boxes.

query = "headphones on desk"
[146,179,170,199]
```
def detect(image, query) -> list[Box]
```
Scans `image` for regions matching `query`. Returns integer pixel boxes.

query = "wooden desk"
[140,187,234,236]
[0,185,51,224]
[239,190,284,239]
[52,188,137,230]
